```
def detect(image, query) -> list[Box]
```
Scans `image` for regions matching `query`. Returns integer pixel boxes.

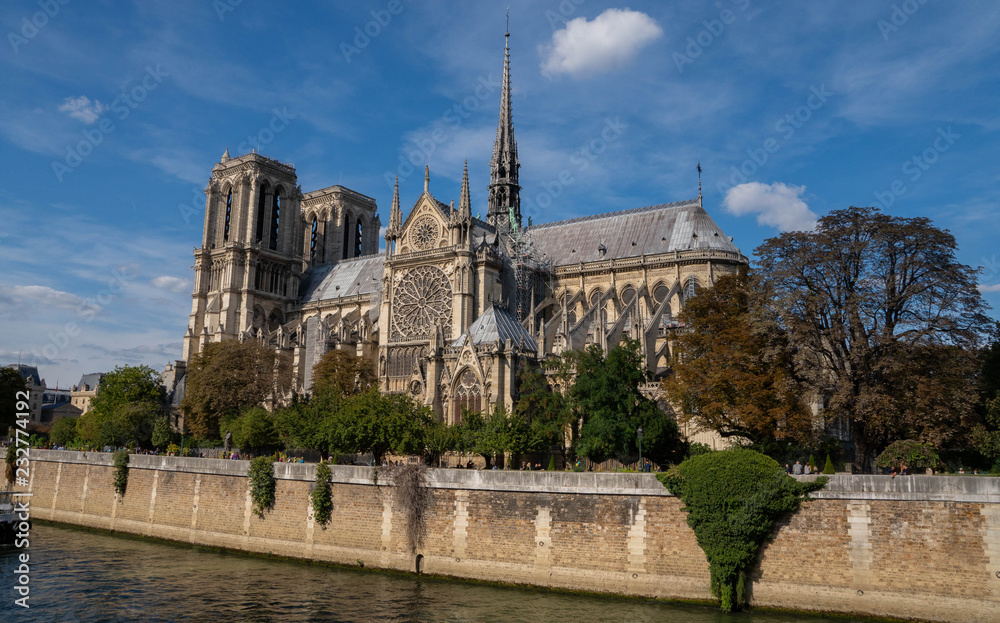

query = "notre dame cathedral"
[179,32,747,425]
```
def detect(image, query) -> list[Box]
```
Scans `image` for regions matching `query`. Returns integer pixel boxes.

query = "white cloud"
[151,276,190,293]
[540,9,663,78]
[723,182,818,232]
[58,96,107,124]
[0,285,98,318]
[978,284,1000,293]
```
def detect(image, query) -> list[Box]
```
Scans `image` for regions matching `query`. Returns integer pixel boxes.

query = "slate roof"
[76,372,105,392]
[451,303,538,351]
[300,254,385,304]
[529,199,740,266]
[10,365,42,386]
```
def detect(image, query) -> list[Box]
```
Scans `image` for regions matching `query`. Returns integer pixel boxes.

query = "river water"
[1,523,875,622]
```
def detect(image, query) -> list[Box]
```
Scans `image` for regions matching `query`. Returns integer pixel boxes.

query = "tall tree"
[181,339,292,438]
[78,365,165,448]
[311,349,376,397]
[334,389,430,464]
[574,339,685,465]
[0,368,28,433]
[756,206,990,472]
[664,269,814,448]
[515,362,573,459]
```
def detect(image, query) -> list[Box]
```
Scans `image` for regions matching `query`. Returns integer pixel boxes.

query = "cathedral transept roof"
[529,199,740,266]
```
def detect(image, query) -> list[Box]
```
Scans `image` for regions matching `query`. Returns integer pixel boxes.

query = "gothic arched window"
[342,214,351,259]
[453,370,482,425]
[269,189,281,251]
[310,218,318,261]
[255,183,268,243]
[223,190,233,242]
[684,278,701,301]
[355,219,363,257]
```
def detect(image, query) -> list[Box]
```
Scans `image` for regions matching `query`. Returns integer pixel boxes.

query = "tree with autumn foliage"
[756,206,990,472]
[311,349,376,398]
[181,339,292,439]
[663,268,814,449]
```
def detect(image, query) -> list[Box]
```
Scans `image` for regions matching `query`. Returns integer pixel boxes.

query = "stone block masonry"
[10,450,1000,623]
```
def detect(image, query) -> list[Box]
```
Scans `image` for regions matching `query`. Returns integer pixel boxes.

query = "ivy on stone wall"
[383,463,429,554]
[248,456,275,518]
[112,450,129,498]
[657,448,826,613]
[311,461,333,528]
[4,447,16,485]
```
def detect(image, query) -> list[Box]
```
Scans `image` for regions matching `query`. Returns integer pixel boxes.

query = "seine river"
[1,523,876,622]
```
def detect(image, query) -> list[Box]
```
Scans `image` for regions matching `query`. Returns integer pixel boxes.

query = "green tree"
[311,349,376,398]
[574,339,685,465]
[78,365,165,448]
[0,368,28,433]
[226,406,280,455]
[462,404,531,468]
[664,269,814,449]
[151,417,175,450]
[515,362,574,461]
[50,417,79,446]
[335,389,430,464]
[875,439,943,472]
[423,420,459,467]
[181,340,292,439]
[756,206,990,472]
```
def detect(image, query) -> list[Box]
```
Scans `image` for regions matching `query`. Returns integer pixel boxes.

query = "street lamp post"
[636,426,644,471]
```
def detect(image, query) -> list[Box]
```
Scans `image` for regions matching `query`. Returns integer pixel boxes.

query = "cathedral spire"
[488,21,520,235]
[424,165,430,194]
[389,176,401,232]
[459,159,472,218]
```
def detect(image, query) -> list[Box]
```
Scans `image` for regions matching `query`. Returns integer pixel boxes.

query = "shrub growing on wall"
[4,447,16,485]
[311,461,333,528]
[248,456,275,518]
[657,448,826,612]
[112,450,129,498]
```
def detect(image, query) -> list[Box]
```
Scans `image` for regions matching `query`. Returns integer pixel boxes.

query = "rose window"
[410,216,439,251]
[391,266,452,340]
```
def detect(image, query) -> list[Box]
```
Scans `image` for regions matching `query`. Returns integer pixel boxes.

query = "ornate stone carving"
[390,265,452,340]
[410,215,439,251]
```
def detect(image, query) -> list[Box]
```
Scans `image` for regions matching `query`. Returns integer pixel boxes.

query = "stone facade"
[16,449,1000,623]
[179,33,747,418]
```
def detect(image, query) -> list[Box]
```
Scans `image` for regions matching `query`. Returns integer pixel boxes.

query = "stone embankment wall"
[12,450,1000,623]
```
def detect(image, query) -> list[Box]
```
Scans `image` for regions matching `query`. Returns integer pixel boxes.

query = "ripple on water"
[0,523,874,623]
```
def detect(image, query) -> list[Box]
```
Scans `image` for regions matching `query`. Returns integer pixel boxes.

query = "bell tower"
[183,151,303,361]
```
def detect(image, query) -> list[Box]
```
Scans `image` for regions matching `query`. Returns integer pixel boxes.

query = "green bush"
[248,456,275,518]
[687,442,713,458]
[113,450,129,498]
[657,448,826,612]
[311,461,333,528]
[822,454,835,474]
[546,455,556,471]
[875,440,942,472]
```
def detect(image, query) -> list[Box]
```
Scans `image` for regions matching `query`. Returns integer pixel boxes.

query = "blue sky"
[1,0,999,387]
